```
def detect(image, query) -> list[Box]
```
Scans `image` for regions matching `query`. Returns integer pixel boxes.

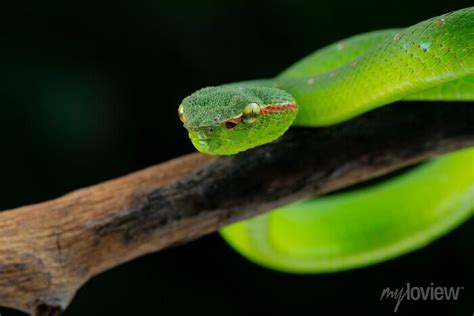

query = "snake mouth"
[188,128,229,154]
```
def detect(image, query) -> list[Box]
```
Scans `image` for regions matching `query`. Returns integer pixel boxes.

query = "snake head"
[178,86,298,155]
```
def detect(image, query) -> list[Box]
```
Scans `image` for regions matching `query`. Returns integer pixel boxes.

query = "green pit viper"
[178,8,474,273]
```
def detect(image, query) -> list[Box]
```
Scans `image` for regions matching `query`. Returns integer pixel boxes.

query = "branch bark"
[0,102,473,315]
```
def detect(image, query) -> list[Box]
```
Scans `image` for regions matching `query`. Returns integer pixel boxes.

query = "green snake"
[178,8,474,273]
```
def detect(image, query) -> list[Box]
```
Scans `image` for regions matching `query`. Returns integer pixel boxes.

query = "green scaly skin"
[179,8,474,273]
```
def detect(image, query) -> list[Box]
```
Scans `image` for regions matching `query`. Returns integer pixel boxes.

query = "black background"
[0,0,472,315]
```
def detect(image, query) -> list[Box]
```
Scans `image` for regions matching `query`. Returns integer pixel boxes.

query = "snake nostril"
[225,121,238,129]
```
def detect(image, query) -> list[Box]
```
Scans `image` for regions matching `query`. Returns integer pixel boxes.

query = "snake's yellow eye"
[242,103,261,123]
[178,104,186,123]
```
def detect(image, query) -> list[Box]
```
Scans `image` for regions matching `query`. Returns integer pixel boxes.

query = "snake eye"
[242,103,261,123]
[178,104,186,123]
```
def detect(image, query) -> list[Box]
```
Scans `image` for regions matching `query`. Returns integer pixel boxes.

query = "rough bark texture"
[0,102,473,315]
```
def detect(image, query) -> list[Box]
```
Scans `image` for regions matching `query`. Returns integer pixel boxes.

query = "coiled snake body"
[178,8,474,273]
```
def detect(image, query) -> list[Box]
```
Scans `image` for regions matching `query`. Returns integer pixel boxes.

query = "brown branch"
[0,102,473,315]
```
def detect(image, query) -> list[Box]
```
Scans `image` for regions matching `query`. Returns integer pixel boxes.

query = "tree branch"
[0,102,473,315]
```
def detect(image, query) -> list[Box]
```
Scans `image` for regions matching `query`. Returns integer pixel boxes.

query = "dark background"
[0,0,472,315]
